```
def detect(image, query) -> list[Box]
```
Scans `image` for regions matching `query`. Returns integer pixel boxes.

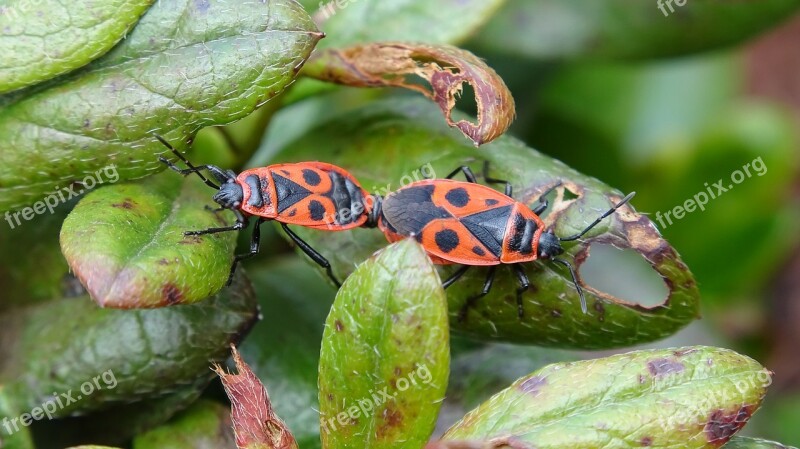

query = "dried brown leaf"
[304,43,515,145]
[214,346,298,449]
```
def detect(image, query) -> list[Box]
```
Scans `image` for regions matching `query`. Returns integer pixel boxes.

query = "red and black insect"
[374,162,634,319]
[155,135,378,286]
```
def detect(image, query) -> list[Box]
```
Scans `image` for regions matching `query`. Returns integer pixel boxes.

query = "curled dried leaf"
[304,43,515,145]
[214,346,298,449]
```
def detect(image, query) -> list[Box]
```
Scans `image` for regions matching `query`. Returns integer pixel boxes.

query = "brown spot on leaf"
[335,319,345,332]
[518,375,547,396]
[647,358,685,377]
[704,405,754,446]
[640,436,653,446]
[377,407,403,438]
[162,283,183,305]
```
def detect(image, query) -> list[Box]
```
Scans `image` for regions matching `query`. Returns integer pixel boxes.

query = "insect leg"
[226,218,266,285]
[442,265,470,289]
[531,181,563,215]
[512,265,531,318]
[457,266,497,322]
[482,161,512,196]
[444,166,479,183]
[186,210,248,236]
[281,223,342,288]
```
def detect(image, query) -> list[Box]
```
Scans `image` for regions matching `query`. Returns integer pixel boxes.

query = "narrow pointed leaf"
[239,257,338,449]
[304,43,515,145]
[0,0,154,93]
[216,346,298,449]
[0,0,322,213]
[0,272,258,418]
[318,239,449,449]
[436,347,770,449]
[60,172,236,308]
[268,96,700,348]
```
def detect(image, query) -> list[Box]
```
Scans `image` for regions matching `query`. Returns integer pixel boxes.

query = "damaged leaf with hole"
[270,97,700,349]
[60,172,237,308]
[434,347,770,449]
[303,43,515,145]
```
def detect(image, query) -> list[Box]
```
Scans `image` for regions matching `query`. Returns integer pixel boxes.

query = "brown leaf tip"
[215,345,298,449]
[704,405,755,446]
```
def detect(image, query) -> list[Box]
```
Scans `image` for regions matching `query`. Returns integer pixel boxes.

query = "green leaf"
[318,239,449,449]
[471,0,800,60]
[724,437,798,449]
[60,171,236,308]
[0,0,154,93]
[311,0,505,49]
[0,271,258,418]
[267,96,700,348]
[436,347,770,449]
[133,400,236,449]
[0,0,322,213]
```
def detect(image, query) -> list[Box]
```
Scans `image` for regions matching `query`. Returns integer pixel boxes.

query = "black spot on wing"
[244,175,263,207]
[460,205,512,258]
[381,185,451,237]
[472,246,486,256]
[273,173,311,213]
[485,199,499,206]
[445,187,470,207]
[302,168,322,186]
[309,200,326,221]
[435,229,459,253]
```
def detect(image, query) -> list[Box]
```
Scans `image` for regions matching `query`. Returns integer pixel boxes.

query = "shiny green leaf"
[60,171,237,308]
[437,347,770,449]
[0,0,154,93]
[318,239,449,449]
[0,0,322,213]
[0,272,258,418]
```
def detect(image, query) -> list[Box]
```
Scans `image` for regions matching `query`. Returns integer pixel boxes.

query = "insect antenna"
[552,257,587,314]
[559,192,635,242]
[154,134,220,190]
